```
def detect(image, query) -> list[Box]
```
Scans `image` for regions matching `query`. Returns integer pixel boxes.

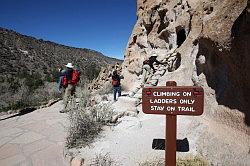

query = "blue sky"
[0,0,136,59]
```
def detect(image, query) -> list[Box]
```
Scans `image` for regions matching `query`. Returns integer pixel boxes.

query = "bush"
[85,62,101,81]
[45,68,60,82]
[138,158,164,166]
[138,156,209,166]
[97,82,113,95]
[91,104,116,124]
[24,72,43,92]
[89,153,117,166]
[66,108,102,148]
[176,156,209,166]
[66,87,116,148]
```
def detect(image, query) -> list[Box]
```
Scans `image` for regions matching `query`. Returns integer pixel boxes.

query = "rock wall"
[122,0,249,132]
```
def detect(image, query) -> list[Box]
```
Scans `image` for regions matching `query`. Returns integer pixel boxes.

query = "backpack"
[71,70,80,84]
[62,75,68,88]
[112,78,120,86]
[143,60,149,65]
[62,69,80,87]
[111,78,120,86]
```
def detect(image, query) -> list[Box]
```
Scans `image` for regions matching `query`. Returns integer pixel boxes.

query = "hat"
[151,53,157,57]
[65,63,74,68]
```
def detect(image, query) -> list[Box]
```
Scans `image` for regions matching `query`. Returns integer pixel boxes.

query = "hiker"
[142,55,164,84]
[60,63,80,113]
[57,66,66,92]
[112,70,123,101]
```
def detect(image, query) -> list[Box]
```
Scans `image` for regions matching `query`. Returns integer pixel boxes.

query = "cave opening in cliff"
[176,28,186,47]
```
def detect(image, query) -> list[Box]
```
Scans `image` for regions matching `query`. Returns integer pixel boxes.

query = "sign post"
[142,81,204,166]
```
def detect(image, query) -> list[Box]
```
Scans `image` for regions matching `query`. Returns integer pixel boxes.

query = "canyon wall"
[122,0,250,132]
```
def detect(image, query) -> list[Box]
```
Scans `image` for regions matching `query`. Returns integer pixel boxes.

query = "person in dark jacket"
[112,70,123,101]
[142,55,164,84]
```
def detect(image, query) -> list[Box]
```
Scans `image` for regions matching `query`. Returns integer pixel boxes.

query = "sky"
[0,0,137,60]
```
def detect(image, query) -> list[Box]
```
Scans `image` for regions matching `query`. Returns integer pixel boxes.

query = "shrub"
[24,72,43,92]
[85,62,101,81]
[89,153,117,166]
[138,156,209,166]
[75,86,91,108]
[45,68,60,82]
[66,108,102,148]
[138,158,164,166]
[176,156,209,166]
[66,87,116,148]
[97,82,113,95]
[91,104,116,124]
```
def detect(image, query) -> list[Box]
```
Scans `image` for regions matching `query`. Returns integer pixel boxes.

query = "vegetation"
[85,62,101,81]
[138,156,209,166]
[23,73,44,92]
[66,87,116,148]
[97,82,113,95]
[89,153,118,166]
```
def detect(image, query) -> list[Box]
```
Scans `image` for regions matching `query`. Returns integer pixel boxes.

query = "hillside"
[0,27,122,111]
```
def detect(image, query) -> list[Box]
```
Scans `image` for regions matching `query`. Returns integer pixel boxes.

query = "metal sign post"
[142,81,204,166]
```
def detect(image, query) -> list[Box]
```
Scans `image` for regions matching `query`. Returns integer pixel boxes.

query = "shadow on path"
[0,108,36,121]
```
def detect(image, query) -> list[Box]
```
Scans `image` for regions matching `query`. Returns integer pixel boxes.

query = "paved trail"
[0,101,68,166]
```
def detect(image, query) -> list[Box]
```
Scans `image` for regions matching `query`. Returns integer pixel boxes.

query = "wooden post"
[165,81,177,166]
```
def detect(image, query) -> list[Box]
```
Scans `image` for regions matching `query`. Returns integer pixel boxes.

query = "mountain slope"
[0,27,122,111]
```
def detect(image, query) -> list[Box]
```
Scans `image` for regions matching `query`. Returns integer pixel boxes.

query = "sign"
[142,86,204,115]
[142,81,205,166]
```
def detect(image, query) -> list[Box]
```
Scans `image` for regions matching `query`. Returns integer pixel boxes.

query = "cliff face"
[123,0,249,132]
[0,28,122,111]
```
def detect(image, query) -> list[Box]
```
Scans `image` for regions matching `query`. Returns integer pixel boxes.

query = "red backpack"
[62,76,68,88]
[112,79,119,86]
[71,70,80,85]
[62,70,80,87]
[143,60,149,65]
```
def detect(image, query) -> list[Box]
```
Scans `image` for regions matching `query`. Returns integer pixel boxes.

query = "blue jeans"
[113,86,121,101]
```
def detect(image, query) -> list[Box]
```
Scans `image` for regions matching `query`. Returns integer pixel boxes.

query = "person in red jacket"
[60,63,80,113]
[112,70,123,101]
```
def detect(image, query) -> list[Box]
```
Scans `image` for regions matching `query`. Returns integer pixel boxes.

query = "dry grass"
[177,156,209,166]
[89,153,118,166]
[97,82,113,95]
[138,158,164,166]
[138,156,209,166]
[66,108,102,148]
[66,87,116,148]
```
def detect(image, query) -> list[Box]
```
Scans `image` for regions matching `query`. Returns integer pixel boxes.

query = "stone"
[110,115,119,123]
[71,157,84,166]
[149,79,158,86]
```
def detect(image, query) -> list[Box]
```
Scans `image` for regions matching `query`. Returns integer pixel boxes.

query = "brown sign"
[142,86,204,115]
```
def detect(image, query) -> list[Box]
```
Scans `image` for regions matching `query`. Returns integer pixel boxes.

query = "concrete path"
[0,101,68,166]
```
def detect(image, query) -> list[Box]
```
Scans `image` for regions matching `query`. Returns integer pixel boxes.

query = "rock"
[124,111,138,117]
[46,98,61,107]
[151,74,161,80]
[149,79,158,86]
[154,69,166,76]
[110,115,119,123]
[70,157,84,166]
